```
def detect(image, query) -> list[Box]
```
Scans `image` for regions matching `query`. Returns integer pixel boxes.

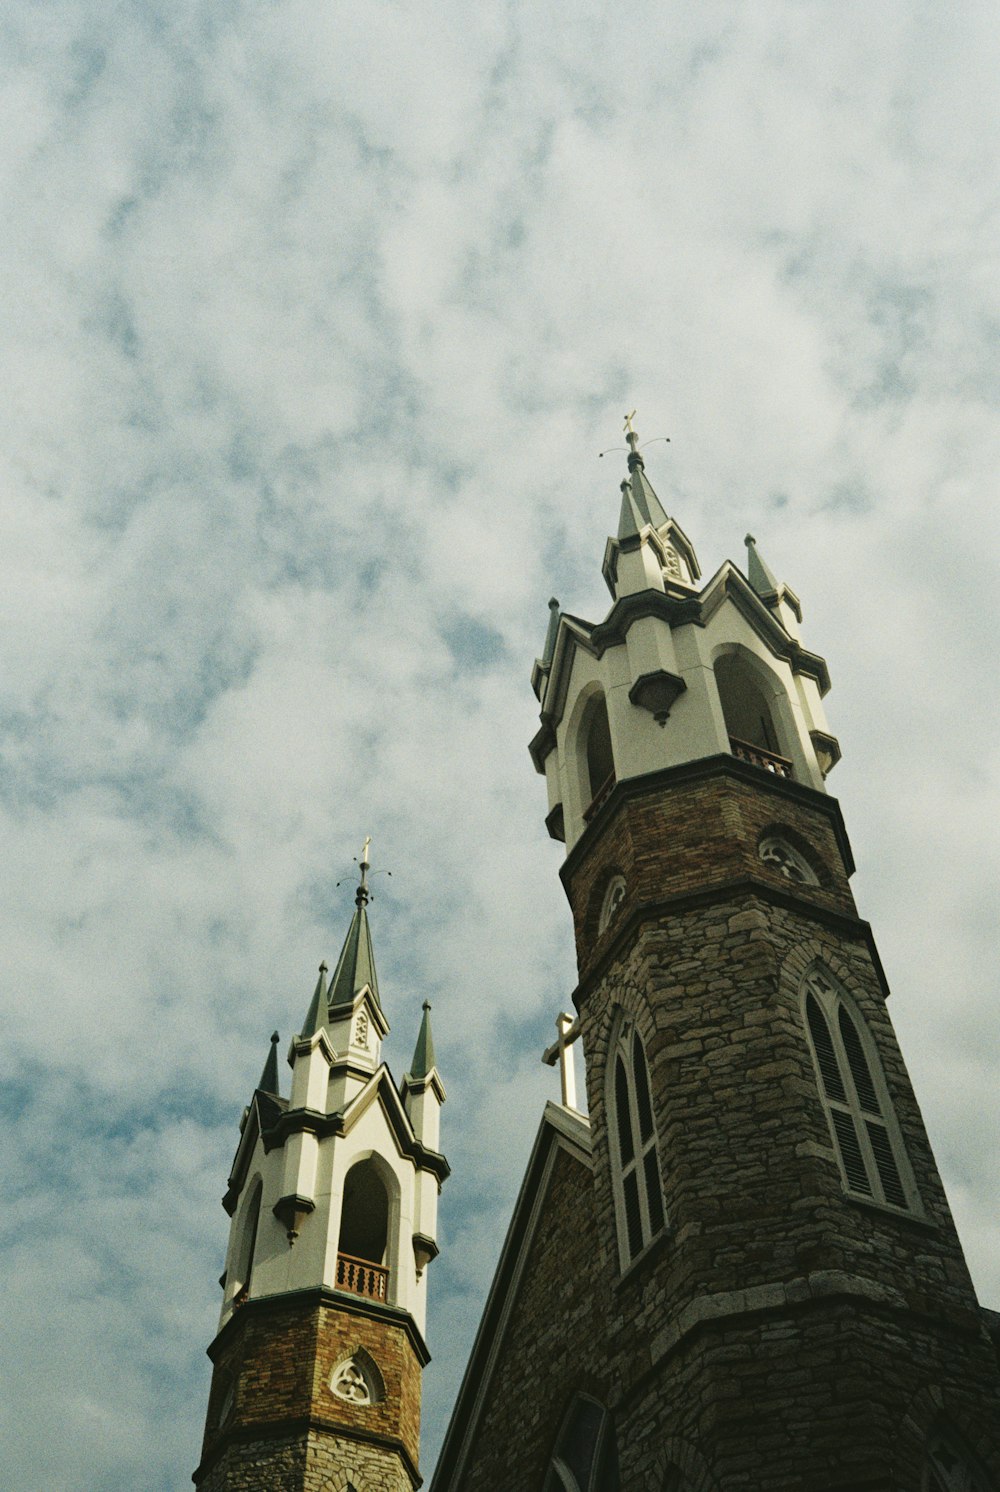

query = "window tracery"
[543,1395,619,1492]
[759,836,818,885]
[329,1348,384,1406]
[802,965,915,1211]
[598,876,626,934]
[924,1430,993,1491]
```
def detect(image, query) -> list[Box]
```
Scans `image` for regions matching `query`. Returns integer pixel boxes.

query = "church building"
[193,426,1000,1491]
[430,424,1000,1490]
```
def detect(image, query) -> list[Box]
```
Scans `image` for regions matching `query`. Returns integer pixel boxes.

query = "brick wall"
[196,1294,422,1492]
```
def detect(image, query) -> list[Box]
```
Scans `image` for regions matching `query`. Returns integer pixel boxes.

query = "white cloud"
[0,3,998,1487]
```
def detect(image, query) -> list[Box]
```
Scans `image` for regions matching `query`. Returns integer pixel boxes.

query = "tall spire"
[329,836,381,1009]
[619,412,670,537]
[257,1030,281,1095]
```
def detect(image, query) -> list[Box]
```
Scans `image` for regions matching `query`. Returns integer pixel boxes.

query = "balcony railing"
[583,771,616,823]
[336,1253,389,1301]
[729,737,793,779]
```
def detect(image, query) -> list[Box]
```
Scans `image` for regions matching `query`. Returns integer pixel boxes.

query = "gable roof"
[430,1102,592,1490]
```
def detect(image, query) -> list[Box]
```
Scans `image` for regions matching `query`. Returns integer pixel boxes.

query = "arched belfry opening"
[336,1158,392,1302]
[339,1158,388,1262]
[229,1178,262,1306]
[583,693,615,817]
[714,650,790,774]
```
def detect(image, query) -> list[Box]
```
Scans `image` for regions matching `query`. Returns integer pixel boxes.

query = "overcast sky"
[1,3,999,1488]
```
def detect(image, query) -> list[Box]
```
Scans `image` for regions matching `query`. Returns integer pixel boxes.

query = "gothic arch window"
[607,1019,666,1266]
[802,965,916,1212]
[543,1395,619,1492]
[229,1178,262,1304]
[759,835,818,885]
[329,1347,385,1406]
[583,692,615,818]
[598,875,627,935]
[714,650,790,775]
[336,1157,396,1301]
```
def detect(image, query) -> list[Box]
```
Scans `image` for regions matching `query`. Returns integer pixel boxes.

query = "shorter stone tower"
[194,845,448,1492]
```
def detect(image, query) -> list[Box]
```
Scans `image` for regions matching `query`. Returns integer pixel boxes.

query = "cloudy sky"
[1,2,998,1487]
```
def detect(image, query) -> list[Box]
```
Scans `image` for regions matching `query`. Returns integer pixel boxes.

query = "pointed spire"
[300,962,329,1038]
[410,1001,437,1079]
[745,533,780,599]
[541,597,560,667]
[258,1030,281,1095]
[329,838,381,1009]
[618,413,670,537]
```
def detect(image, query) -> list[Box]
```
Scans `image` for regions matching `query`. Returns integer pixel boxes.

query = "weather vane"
[598,410,670,460]
[335,834,392,905]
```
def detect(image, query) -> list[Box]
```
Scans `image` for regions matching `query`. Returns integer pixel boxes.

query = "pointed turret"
[602,415,700,600]
[744,532,803,640]
[409,1000,436,1080]
[299,962,329,1038]
[326,839,391,1106]
[257,1031,281,1096]
[328,893,380,1009]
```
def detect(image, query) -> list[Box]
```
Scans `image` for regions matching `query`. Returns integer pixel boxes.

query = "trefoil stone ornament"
[331,1359,371,1405]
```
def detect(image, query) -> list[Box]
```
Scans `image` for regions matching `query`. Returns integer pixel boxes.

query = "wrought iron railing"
[729,737,793,778]
[583,771,616,823]
[336,1253,389,1301]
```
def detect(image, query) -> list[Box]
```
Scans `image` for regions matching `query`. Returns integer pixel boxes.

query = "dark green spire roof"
[329,896,380,1009]
[745,533,780,599]
[258,1030,281,1095]
[300,962,329,1037]
[617,425,670,540]
[410,1001,436,1079]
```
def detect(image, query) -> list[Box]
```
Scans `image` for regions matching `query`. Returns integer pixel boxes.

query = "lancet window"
[802,966,914,1211]
[583,694,615,818]
[607,1020,666,1266]
[542,1395,619,1492]
[229,1179,262,1305]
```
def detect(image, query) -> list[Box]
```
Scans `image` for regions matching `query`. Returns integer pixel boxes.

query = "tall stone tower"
[194,845,448,1492]
[432,424,1000,1491]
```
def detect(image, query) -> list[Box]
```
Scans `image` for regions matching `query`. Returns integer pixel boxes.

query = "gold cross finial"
[623,409,637,436]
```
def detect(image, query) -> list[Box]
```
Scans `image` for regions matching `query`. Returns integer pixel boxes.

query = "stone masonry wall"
[459,1144,613,1492]
[569,767,1000,1486]
[442,766,1000,1488]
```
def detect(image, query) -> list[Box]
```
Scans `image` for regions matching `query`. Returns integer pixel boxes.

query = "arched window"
[330,1347,385,1406]
[802,966,915,1211]
[714,652,790,775]
[543,1395,619,1492]
[607,1021,666,1266]
[336,1159,391,1300]
[598,875,626,935]
[583,694,615,817]
[229,1179,262,1304]
[759,835,818,885]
